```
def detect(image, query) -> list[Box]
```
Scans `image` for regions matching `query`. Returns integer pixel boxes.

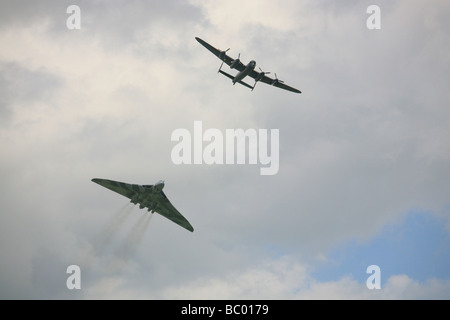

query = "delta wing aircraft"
[92,178,194,232]
[195,37,301,94]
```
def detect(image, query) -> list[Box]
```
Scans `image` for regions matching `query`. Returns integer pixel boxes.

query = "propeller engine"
[218,48,230,72]
[255,67,270,81]
[271,73,284,86]
[218,48,230,61]
[230,53,241,69]
[252,67,271,91]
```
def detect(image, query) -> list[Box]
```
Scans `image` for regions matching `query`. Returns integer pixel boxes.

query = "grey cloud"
[0,61,63,124]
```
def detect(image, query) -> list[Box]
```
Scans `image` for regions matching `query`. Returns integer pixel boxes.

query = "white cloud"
[162,256,308,299]
[161,256,450,299]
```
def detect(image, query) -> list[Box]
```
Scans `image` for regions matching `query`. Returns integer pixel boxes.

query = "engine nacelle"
[230,59,240,69]
[271,73,283,86]
[219,48,230,60]
[130,195,139,205]
[146,202,157,213]
[255,73,264,82]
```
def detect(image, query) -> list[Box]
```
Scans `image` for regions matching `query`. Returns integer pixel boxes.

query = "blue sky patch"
[313,211,450,285]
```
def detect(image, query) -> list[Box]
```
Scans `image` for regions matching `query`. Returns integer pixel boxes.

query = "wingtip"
[195,37,206,45]
[91,178,108,185]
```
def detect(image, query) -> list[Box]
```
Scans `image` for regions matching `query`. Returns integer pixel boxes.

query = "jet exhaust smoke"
[76,202,135,272]
[94,202,135,253]
[82,204,152,274]
[117,213,152,260]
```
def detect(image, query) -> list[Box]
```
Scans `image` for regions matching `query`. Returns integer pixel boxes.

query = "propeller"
[258,67,271,77]
[271,73,284,85]
[230,53,241,69]
[219,48,230,60]
[252,67,271,91]
[218,48,231,72]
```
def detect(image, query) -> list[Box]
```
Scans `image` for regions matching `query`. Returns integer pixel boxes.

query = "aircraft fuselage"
[153,180,165,193]
[137,181,164,211]
[233,60,256,85]
[133,180,165,205]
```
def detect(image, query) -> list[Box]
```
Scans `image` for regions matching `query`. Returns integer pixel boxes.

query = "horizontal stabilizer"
[218,69,235,80]
[218,70,254,90]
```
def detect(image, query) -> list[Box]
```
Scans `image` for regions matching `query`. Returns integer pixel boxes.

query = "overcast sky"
[1,0,449,299]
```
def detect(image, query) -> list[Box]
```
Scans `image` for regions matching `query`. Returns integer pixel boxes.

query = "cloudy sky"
[1,0,449,299]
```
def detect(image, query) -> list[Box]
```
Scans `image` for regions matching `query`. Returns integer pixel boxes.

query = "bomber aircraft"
[195,37,301,94]
[92,178,194,232]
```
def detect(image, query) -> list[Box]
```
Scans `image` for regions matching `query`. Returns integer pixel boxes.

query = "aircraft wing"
[249,70,302,94]
[156,191,194,232]
[195,37,246,72]
[91,178,142,200]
